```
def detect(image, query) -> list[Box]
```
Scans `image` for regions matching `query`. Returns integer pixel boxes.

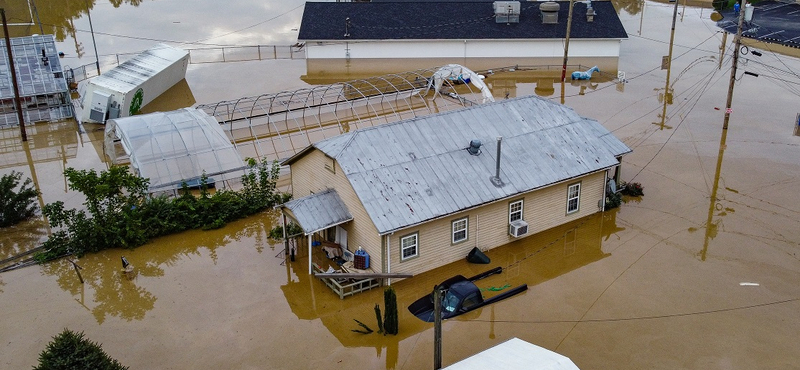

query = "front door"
[335,226,348,249]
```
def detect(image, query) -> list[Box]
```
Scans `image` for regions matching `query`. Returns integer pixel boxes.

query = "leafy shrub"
[268,222,303,240]
[37,159,287,262]
[605,192,623,210]
[620,181,644,196]
[34,329,128,370]
[0,171,40,227]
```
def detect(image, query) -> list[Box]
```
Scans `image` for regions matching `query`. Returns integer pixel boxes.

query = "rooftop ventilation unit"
[494,1,521,24]
[540,2,560,24]
[509,220,529,238]
[467,139,482,155]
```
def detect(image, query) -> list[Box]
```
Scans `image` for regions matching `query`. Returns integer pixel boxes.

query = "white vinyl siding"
[567,182,581,214]
[400,233,418,261]
[452,217,468,244]
[387,171,605,277]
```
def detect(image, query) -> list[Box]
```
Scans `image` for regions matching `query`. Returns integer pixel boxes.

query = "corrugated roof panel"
[283,189,353,234]
[305,95,630,234]
[90,44,188,93]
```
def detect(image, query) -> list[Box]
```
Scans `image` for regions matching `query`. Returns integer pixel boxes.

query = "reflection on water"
[280,211,620,367]
[0,219,48,262]
[39,210,277,324]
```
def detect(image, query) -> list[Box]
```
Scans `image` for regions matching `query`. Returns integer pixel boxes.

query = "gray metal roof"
[283,188,353,235]
[301,95,631,235]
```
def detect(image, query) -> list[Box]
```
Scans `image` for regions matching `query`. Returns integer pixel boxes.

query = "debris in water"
[739,282,760,286]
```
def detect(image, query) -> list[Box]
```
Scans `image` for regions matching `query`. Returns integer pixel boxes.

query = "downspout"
[601,170,608,212]
[386,234,392,286]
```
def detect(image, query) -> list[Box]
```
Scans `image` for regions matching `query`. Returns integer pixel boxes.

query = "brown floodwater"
[3,1,800,369]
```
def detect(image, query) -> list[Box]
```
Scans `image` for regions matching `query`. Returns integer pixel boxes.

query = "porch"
[279,189,380,299]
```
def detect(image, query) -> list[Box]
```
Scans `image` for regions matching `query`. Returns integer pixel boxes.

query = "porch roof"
[282,188,353,235]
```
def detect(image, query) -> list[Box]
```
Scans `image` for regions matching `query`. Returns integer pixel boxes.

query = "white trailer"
[79,44,189,124]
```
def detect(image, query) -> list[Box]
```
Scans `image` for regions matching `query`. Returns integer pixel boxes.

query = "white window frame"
[567,182,581,214]
[509,199,524,223]
[400,233,419,261]
[451,217,468,244]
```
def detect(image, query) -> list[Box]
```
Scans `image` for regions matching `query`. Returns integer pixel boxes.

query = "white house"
[297,0,628,74]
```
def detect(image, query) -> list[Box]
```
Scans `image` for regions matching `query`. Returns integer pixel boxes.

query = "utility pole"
[29,0,43,34]
[723,0,746,130]
[84,0,100,74]
[1,8,28,142]
[560,0,576,82]
[433,286,443,370]
[659,0,680,130]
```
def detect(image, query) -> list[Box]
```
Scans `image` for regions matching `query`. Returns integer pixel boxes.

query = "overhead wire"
[466,297,800,324]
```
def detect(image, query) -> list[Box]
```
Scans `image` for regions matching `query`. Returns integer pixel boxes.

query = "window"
[324,155,335,173]
[567,182,581,214]
[400,233,418,261]
[452,217,468,244]
[509,200,523,223]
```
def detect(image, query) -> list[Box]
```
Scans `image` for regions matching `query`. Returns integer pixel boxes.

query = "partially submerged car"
[408,267,528,322]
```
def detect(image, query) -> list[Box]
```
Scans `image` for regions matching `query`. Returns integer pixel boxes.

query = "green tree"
[383,286,399,335]
[0,171,40,227]
[41,166,149,260]
[34,329,128,370]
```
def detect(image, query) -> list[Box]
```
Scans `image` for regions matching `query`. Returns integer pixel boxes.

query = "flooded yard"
[2,0,800,369]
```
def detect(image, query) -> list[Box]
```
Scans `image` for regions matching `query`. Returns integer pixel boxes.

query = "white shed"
[80,44,189,124]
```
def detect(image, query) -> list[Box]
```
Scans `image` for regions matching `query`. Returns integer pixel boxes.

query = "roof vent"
[540,2,560,24]
[494,1,521,24]
[586,4,596,22]
[467,139,482,155]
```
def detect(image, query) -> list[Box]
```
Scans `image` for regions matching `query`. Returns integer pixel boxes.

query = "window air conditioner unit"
[509,220,529,238]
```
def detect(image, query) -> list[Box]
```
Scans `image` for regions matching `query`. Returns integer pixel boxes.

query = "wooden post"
[1,9,27,142]
[433,286,443,370]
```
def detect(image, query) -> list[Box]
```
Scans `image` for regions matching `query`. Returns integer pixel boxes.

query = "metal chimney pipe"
[495,136,502,180]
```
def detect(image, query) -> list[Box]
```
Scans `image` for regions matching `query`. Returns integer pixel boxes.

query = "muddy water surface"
[3,1,800,369]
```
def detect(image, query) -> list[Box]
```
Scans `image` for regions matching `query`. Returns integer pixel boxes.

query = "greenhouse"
[196,64,493,163]
[104,108,246,193]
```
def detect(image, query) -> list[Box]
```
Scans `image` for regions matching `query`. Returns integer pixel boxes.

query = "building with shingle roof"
[298,0,627,73]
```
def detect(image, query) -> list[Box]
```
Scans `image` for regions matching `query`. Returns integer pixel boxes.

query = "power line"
[467,297,799,324]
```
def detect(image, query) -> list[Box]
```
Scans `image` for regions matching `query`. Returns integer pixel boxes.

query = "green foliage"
[605,191,623,210]
[620,181,644,196]
[34,328,128,370]
[268,222,303,240]
[374,304,384,334]
[37,159,287,262]
[383,286,399,335]
[0,171,40,227]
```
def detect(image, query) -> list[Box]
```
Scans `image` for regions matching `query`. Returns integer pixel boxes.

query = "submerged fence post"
[69,260,84,284]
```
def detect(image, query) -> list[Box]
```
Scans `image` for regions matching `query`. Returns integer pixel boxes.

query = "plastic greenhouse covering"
[104,108,246,192]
